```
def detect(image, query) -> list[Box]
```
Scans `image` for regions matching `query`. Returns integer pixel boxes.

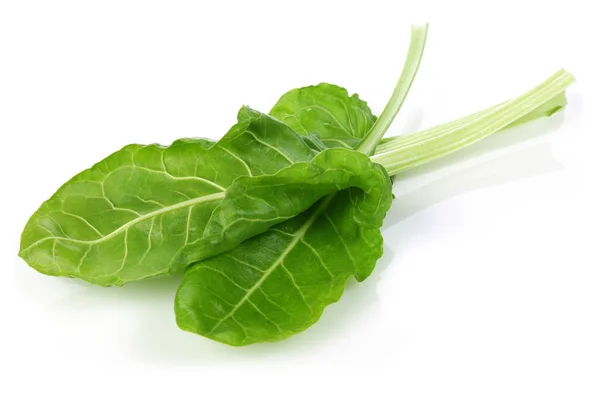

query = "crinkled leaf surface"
[270,83,377,149]
[179,147,392,272]
[19,107,386,286]
[175,160,393,346]
[174,83,392,345]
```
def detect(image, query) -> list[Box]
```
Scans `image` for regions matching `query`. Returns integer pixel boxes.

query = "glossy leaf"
[176,176,393,346]
[19,107,389,286]
[180,147,392,272]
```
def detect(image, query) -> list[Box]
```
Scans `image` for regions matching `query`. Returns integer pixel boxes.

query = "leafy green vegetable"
[175,68,575,346]
[18,22,576,348]
[19,107,389,286]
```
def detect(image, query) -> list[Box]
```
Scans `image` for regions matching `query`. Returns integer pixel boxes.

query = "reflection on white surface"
[385,143,563,227]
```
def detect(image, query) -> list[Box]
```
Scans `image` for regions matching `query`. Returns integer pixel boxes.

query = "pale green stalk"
[374,93,566,155]
[356,24,428,155]
[371,69,575,175]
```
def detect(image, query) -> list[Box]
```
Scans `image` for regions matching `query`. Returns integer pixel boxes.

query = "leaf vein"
[20,192,225,253]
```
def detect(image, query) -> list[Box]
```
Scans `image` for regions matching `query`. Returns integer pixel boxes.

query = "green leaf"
[180,147,392,272]
[270,83,376,149]
[19,107,389,286]
[175,177,393,346]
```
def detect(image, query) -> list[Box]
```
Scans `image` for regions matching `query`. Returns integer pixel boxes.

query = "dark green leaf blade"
[19,107,319,286]
[175,157,393,346]
[20,108,393,287]
[179,148,392,267]
[270,83,377,149]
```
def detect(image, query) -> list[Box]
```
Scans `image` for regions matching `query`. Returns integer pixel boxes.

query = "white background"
[1,1,598,399]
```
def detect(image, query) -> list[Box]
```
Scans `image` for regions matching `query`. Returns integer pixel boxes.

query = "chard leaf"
[181,148,392,272]
[270,83,376,149]
[175,178,393,346]
[19,107,389,286]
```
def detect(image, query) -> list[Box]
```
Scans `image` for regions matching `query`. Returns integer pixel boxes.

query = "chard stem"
[357,24,428,155]
[371,69,575,176]
[374,93,567,154]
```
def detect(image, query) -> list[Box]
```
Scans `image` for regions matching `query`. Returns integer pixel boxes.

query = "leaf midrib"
[20,191,226,254]
[206,195,335,335]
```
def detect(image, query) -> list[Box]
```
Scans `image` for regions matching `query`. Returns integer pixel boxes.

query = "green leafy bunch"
[19,25,575,346]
